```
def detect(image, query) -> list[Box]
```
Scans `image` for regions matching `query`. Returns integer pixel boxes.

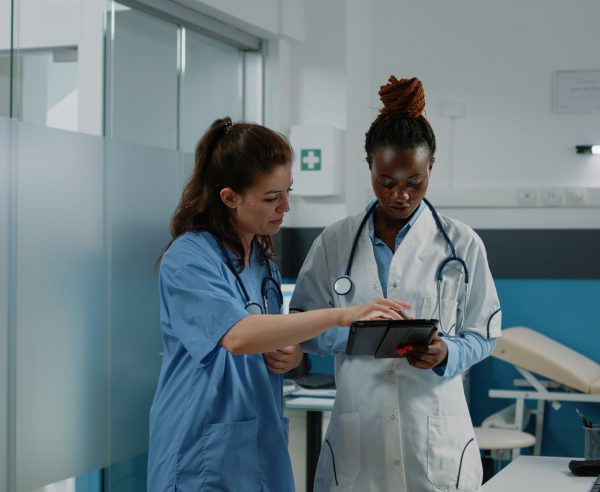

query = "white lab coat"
[291,204,502,492]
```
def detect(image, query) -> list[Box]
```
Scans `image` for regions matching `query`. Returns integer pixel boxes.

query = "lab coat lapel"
[398,204,438,255]
[387,205,438,294]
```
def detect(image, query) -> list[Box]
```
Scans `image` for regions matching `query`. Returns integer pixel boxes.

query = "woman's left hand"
[263,344,304,374]
[403,334,448,369]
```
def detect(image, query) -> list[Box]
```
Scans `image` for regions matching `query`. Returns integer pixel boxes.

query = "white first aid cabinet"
[289,125,343,196]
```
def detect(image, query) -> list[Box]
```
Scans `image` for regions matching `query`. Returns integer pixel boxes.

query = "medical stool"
[473,427,536,482]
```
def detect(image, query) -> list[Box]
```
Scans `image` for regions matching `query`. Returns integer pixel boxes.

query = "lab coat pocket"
[421,296,458,335]
[194,417,260,491]
[426,416,482,491]
[318,412,361,486]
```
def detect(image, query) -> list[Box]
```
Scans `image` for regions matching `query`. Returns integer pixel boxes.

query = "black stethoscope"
[333,197,470,336]
[214,236,283,314]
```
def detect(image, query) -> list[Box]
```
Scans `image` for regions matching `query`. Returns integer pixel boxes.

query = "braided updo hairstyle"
[365,76,436,167]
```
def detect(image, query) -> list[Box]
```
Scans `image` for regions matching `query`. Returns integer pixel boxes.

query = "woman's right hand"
[337,298,411,327]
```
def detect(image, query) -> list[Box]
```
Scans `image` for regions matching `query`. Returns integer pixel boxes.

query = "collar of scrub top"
[334,199,423,295]
[213,235,283,314]
[367,199,425,248]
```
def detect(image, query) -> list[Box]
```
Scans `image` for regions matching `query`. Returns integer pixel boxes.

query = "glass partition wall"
[0,1,263,491]
[104,4,248,152]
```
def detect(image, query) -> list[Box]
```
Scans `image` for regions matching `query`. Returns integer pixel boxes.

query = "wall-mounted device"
[575,145,600,155]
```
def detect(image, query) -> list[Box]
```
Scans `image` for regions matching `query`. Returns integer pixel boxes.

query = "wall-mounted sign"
[554,70,600,113]
[300,149,322,171]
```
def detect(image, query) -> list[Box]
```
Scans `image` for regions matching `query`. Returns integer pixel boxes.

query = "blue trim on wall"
[75,471,101,492]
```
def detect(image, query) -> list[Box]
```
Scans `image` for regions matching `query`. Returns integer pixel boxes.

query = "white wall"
[183,0,305,41]
[282,0,600,228]
[181,0,280,38]
[367,0,600,228]
[282,0,349,227]
[369,0,600,188]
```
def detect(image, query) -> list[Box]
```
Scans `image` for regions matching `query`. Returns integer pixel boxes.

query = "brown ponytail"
[157,117,293,269]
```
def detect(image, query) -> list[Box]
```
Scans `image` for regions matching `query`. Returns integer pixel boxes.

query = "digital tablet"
[345,319,439,358]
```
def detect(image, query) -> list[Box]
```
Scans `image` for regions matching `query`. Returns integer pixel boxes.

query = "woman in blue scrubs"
[147,117,408,492]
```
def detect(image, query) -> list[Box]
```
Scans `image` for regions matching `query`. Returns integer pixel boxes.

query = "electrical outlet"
[564,187,585,207]
[540,188,562,207]
[516,188,538,206]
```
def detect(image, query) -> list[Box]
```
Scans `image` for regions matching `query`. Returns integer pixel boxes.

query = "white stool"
[473,427,536,482]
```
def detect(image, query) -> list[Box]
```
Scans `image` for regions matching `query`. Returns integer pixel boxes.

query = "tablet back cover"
[374,324,436,358]
[345,321,387,355]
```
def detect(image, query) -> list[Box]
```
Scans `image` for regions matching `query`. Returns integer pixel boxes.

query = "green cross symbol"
[300,148,321,171]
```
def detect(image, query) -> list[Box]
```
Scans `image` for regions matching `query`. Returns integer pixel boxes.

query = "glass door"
[104,4,179,150]
[104,1,257,153]
[178,28,242,152]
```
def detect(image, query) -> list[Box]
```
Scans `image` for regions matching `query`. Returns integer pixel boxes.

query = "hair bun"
[378,76,425,118]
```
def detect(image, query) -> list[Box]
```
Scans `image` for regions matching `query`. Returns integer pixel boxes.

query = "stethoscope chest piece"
[245,302,263,315]
[333,275,353,296]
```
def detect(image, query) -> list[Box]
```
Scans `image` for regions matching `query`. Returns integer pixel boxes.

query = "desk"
[481,456,596,492]
[285,394,334,492]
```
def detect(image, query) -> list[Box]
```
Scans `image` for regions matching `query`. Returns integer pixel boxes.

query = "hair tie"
[224,120,234,134]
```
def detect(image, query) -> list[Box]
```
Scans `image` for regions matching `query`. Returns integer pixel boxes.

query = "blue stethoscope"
[215,236,283,315]
[333,197,470,336]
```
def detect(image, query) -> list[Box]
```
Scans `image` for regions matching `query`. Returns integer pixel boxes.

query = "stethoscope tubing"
[343,200,379,278]
[333,200,379,296]
[334,198,470,336]
[214,235,283,314]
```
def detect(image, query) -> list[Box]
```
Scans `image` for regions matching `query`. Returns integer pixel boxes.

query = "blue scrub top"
[148,231,293,492]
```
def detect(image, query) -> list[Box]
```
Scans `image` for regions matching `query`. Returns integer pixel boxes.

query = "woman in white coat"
[290,77,502,492]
